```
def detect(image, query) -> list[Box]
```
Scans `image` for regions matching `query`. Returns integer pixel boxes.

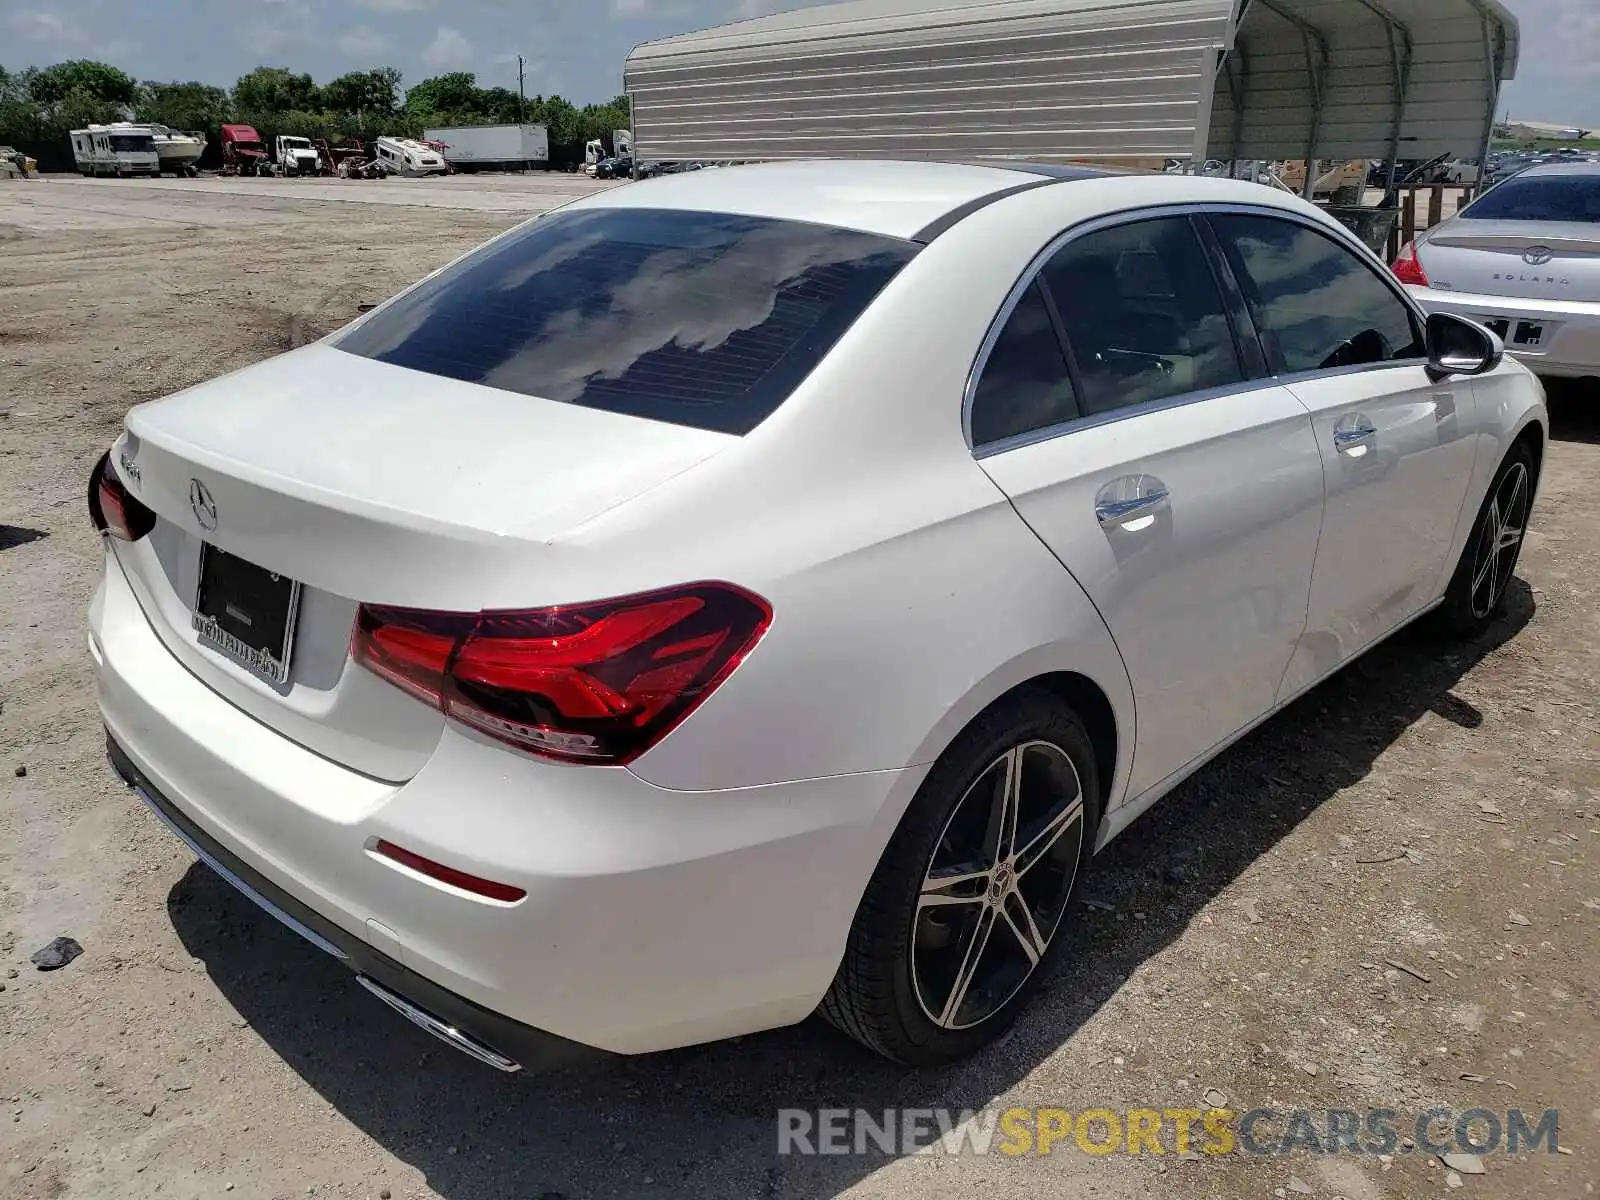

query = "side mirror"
[1426,312,1503,381]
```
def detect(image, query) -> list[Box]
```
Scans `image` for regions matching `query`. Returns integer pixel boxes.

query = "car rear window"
[1463,175,1600,222]
[337,207,919,434]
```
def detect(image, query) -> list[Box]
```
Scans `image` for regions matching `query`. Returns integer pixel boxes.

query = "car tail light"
[1391,241,1430,287]
[351,583,772,765]
[87,451,156,542]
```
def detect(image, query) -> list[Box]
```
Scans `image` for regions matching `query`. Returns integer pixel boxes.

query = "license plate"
[191,544,302,685]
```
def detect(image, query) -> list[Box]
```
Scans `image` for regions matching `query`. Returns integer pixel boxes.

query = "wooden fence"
[1383,183,1479,262]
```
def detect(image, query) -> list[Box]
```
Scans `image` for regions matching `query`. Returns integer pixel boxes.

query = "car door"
[973,213,1325,801]
[1207,212,1479,695]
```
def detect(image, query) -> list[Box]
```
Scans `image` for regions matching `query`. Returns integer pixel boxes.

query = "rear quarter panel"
[625,491,1135,804]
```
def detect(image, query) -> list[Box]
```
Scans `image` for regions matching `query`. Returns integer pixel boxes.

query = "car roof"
[576,159,1117,241]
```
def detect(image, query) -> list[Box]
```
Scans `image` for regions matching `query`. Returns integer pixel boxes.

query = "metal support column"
[1256,0,1329,200]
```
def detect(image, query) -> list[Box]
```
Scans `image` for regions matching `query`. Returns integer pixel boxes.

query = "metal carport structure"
[623,0,1519,174]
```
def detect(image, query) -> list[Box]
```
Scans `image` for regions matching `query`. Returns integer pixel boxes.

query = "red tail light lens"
[87,451,157,542]
[351,583,772,765]
[1391,241,1430,287]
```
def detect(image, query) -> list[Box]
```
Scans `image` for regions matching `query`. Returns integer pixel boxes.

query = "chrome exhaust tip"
[356,975,522,1073]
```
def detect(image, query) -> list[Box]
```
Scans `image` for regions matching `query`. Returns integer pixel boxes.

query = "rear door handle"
[1095,475,1171,530]
[1332,414,1377,456]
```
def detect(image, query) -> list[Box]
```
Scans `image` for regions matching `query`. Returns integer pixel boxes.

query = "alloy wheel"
[911,740,1085,1031]
[1469,461,1530,620]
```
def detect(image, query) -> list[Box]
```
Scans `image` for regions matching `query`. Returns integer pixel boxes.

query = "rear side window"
[1463,174,1600,222]
[1211,213,1424,374]
[1042,216,1243,416]
[969,281,1078,446]
[338,207,918,434]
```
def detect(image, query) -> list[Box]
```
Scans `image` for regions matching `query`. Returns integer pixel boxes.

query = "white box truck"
[422,124,549,172]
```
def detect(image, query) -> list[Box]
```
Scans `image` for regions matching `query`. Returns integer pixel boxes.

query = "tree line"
[0,59,633,171]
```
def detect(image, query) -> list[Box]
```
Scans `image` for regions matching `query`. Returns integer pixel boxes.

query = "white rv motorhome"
[371,137,446,177]
[71,124,161,177]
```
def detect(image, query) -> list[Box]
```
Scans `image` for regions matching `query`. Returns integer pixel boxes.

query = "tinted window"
[1042,217,1243,415]
[1212,214,1424,374]
[110,135,153,152]
[339,208,917,434]
[970,282,1077,445]
[1463,174,1600,222]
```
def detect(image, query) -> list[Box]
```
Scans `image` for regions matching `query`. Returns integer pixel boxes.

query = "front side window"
[969,281,1078,446]
[338,207,918,435]
[1042,217,1244,415]
[1211,213,1424,374]
[1463,173,1600,222]
[110,135,153,152]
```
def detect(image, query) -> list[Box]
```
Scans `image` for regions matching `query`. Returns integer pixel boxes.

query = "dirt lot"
[1,174,1597,1200]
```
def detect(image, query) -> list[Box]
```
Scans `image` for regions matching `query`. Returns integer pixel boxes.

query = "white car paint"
[89,161,1547,1067]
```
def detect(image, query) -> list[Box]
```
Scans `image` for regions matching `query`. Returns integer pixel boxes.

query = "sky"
[1,0,1597,122]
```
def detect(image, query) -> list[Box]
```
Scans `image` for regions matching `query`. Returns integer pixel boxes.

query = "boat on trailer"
[149,124,206,174]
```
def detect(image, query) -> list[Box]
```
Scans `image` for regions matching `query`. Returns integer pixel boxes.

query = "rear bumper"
[90,546,913,1057]
[1408,285,1600,378]
[107,737,596,1073]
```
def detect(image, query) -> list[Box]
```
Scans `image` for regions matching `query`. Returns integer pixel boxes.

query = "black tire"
[1434,441,1536,637]
[821,687,1100,1065]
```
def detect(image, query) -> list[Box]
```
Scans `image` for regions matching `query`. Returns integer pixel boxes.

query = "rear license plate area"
[1513,320,1545,347]
[192,544,302,685]
[1482,317,1510,339]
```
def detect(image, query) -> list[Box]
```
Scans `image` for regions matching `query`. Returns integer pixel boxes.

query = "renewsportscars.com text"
[776,1106,1560,1158]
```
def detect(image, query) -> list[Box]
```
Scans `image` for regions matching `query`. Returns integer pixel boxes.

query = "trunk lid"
[1420,218,1600,303]
[111,344,734,781]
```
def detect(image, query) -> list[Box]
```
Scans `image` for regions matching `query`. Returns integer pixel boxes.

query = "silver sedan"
[1396,162,1600,379]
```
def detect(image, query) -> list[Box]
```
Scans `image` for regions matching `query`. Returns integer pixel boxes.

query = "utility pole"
[517,55,526,125]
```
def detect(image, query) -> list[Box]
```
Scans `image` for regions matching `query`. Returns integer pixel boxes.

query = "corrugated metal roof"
[625,0,1239,163]
[625,0,1518,167]
[1211,0,1520,163]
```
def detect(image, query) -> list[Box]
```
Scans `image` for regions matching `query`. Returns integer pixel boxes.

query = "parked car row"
[1482,146,1600,190]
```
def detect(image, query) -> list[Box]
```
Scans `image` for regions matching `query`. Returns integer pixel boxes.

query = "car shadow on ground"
[1544,378,1600,445]
[0,524,48,551]
[169,582,1534,1200]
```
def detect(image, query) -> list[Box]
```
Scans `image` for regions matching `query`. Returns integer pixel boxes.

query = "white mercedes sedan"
[1395,162,1600,379]
[89,161,1546,1072]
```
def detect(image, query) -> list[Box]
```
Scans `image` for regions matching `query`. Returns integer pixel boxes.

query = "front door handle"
[1095,475,1171,530]
[1332,414,1377,457]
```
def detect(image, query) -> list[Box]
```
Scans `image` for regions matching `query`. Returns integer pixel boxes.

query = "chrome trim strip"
[356,976,522,1073]
[126,773,350,961]
[972,376,1284,460]
[964,200,1435,456]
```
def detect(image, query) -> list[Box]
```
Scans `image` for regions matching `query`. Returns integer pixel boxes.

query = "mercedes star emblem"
[189,478,218,531]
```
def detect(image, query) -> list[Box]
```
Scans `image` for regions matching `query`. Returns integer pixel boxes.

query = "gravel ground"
[1,175,1597,1200]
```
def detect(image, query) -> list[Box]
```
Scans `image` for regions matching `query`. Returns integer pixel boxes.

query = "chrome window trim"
[1204,207,1431,375]
[973,376,1286,460]
[964,201,1435,456]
